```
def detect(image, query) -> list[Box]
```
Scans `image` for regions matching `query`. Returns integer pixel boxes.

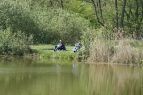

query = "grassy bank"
[29,44,83,61]
[28,39,143,65]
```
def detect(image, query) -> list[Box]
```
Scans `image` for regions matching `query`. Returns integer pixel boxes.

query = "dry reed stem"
[88,39,143,64]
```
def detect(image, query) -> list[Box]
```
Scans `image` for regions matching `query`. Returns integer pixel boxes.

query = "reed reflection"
[80,64,143,95]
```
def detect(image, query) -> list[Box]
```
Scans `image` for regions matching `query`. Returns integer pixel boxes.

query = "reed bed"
[87,39,143,64]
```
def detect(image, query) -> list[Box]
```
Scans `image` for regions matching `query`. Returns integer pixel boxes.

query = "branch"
[91,0,105,27]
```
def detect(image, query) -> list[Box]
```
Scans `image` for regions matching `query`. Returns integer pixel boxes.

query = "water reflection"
[53,63,61,76]
[0,57,142,95]
[80,65,143,95]
[72,63,78,76]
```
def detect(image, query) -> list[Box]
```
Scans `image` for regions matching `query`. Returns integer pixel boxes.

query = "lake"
[0,57,142,95]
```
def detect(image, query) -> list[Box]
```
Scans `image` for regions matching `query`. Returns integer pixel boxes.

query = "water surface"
[0,57,142,95]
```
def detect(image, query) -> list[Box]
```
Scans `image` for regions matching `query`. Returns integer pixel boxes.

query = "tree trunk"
[98,0,104,23]
[49,0,53,6]
[135,0,139,21]
[120,0,126,28]
[140,1,143,21]
[91,0,105,27]
[115,0,118,28]
[60,0,64,8]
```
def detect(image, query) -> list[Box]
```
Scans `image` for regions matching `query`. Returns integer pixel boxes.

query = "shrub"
[0,29,33,55]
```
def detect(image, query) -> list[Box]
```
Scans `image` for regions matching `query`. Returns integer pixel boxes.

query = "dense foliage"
[0,0,88,44]
[0,29,33,55]
[1,0,143,43]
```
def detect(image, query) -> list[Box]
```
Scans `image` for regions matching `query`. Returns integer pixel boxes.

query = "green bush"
[0,0,89,44]
[0,29,33,55]
[32,8,89,44]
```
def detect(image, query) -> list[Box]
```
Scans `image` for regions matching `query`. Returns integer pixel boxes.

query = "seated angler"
[73,42,82,52]
[54,40,66,51]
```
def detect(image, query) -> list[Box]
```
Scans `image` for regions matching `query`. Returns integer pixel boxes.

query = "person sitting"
[73,42,82,52]
[54,40,66,51]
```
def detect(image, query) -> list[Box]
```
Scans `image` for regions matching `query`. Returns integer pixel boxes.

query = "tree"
[91,0,105,27]
[120,0,126,28]
[115,0,118,28]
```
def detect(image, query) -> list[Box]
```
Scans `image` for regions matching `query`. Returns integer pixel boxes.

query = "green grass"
[30,44,81,60]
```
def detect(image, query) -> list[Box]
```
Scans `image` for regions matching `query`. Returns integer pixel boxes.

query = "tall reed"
[83,28,143,64]
[111,39,143,64]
